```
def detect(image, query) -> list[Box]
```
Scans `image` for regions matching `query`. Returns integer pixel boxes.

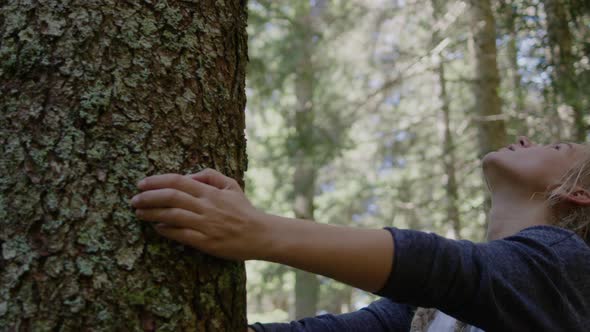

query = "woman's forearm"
[260,213,394,293]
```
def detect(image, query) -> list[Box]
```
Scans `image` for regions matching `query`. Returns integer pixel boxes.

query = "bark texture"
[0,1,248,331]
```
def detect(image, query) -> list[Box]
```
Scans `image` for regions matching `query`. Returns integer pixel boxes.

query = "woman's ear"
[562,186,590,206]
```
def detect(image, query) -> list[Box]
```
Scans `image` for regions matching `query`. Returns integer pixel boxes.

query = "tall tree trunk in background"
[469,0,508,156]
[0,1,248,331]
[506,8,525,113]
[325,285,353,314]
[292,2,322,321]
[544,0,586,142]
[439,64,462,239]
[468,0,508,216]
[499,0,526,132]
[432,0,462,239]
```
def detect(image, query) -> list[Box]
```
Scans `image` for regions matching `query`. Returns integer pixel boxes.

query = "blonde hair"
[546,144,590,245]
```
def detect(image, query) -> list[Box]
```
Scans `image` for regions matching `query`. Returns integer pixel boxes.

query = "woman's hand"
[132,169,394,293]
[131,168,270,261]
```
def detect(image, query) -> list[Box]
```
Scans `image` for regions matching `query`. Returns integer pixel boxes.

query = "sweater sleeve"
[373,225,578,331]
[248,298,414,332]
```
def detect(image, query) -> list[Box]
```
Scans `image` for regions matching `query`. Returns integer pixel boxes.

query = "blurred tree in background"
[245,0,589,325]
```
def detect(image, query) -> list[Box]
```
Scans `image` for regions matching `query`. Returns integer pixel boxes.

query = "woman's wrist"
[252,212,297,261]
[255,213,316,262]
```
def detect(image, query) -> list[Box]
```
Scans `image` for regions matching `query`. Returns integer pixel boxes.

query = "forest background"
[244,0,590,325]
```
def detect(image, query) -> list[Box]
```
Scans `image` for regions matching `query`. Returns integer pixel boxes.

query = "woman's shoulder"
[505,225,590,270]
[513,224,588,249]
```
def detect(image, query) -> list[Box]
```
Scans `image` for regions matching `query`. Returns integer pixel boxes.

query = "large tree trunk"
[544,0,586,142]
[0,1,248,331]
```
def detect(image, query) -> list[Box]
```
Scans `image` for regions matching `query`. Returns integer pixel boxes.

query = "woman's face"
[482,136,587,194]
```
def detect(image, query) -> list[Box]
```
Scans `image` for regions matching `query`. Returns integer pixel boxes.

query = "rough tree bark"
[0,1,248,331]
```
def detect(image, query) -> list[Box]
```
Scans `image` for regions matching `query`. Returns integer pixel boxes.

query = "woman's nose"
[517,136,534,148]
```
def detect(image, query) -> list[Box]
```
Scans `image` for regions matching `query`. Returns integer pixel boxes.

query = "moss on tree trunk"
[0,0,248,330]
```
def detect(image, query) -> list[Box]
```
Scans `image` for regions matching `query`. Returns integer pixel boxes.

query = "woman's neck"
[486,188,553,241]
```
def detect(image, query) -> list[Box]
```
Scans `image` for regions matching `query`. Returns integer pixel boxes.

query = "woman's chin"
[481,150,514,179]
[482,150,502,167]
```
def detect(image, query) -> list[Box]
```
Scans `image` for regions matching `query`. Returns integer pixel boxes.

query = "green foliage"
[245,0,589,325]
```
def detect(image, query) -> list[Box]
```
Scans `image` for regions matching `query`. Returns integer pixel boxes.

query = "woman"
[131,136,590,331]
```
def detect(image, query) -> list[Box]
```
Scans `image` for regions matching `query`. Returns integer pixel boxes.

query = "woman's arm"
[257,214,393,293]
[133,170,587,331]
[247,298,414,332]
[132,170,394,293]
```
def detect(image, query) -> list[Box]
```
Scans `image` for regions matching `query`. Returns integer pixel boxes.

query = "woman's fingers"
[132,171,262,261]
[153,224,208,250]
[137,173,216,197]
[136,208,204,230]
[187,168,240,191]
[131,188,204,214]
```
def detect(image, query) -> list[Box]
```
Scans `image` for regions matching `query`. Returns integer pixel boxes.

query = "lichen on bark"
[0,0,249,330]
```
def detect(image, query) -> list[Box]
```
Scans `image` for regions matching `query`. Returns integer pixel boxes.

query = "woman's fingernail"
[137,179,146,187]
[131,195,139,205]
